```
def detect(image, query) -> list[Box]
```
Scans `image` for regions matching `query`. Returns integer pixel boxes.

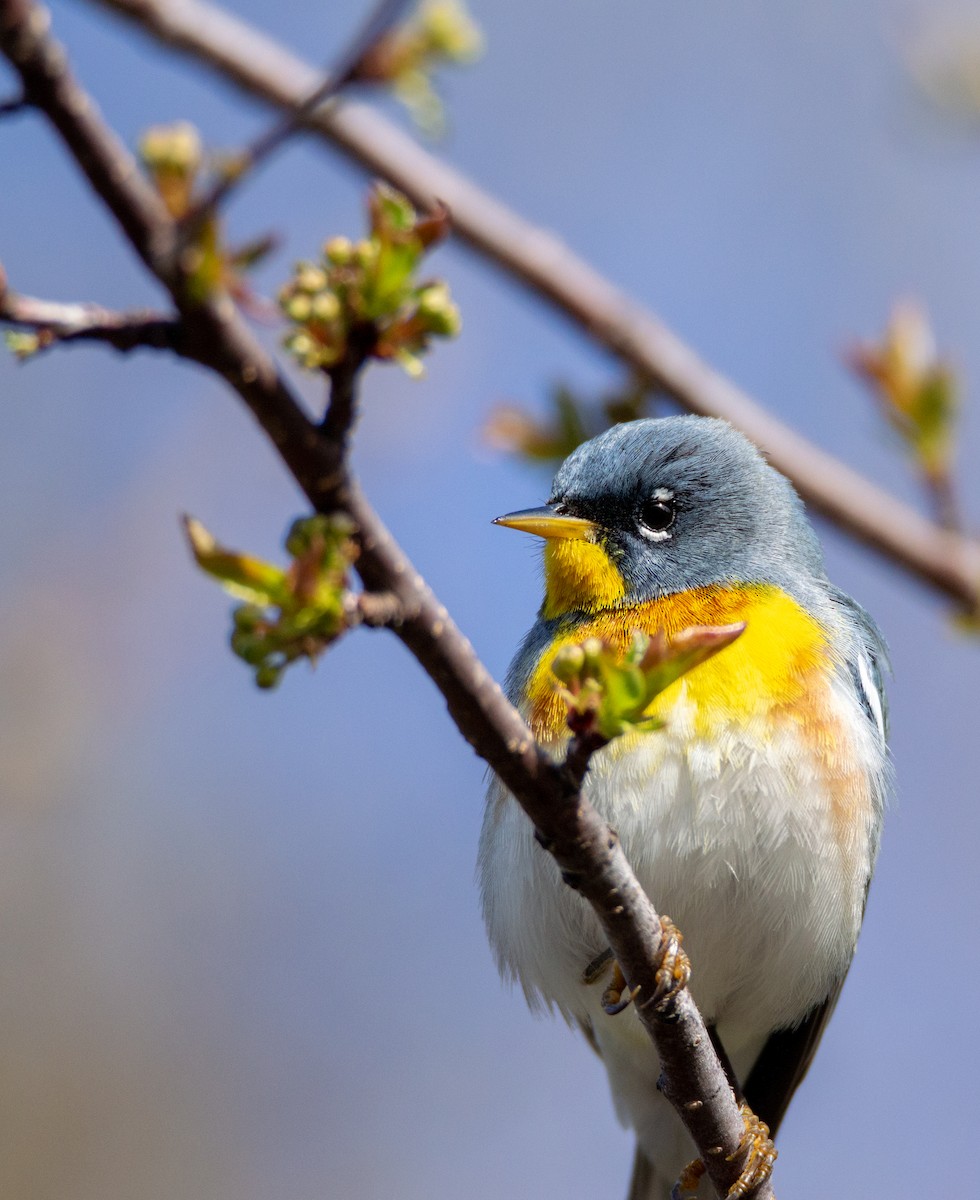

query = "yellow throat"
[542,535,627,619]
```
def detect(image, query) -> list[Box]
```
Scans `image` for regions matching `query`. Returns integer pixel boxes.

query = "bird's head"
[494,416,826,620]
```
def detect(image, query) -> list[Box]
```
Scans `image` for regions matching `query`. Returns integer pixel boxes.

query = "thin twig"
[88,0,980,614]
[348,589,405,627]
[0,276,183,353]
[321,322,375,434]
[180,0,412,230]
[0,5,773,1194]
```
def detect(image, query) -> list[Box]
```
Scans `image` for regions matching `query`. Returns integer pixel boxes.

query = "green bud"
[417,282,461,335]
[295,264,328,294]
[233,604,265,633]
[324,236,354,265]
[232,633,269,666]
[255,662,282,689]
[4,331,41,360]
[139,120,202,173]
[552,644,586,683]
[582,638,605,672]
[354,239,378,269]
[284,293,312,322]
[311,292,342,323]
[286,330,315,356]
[285,519,314,558]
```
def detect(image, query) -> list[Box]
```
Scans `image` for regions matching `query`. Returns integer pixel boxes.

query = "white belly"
[478,681,880,1162]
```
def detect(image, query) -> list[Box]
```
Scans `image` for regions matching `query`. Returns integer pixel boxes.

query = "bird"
[478,415,889,1199]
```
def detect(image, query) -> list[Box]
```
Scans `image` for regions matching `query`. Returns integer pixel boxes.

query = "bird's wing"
[736,584,892,1133]
[741,983,843,1137]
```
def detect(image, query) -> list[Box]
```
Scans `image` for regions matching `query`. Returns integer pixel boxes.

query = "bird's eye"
[638,494,675,538]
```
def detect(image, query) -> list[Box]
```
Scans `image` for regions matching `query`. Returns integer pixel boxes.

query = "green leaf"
[183,516,290,605]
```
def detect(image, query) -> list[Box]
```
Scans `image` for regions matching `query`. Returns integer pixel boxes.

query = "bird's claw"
[582,916,690,1018]
[670,1103,776,1199]
[581,949,641,1015]
[639,914,692,1014]
[600,959,641,1015]
[670,1156,706,1199]
[726,1102,777,1199]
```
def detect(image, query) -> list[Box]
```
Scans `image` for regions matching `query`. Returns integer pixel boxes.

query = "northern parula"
[479,416,889,1199]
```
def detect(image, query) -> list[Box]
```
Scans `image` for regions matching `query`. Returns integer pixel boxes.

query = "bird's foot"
[670,1103,776,1200]
[670,1156,706,1199]
[601,959,641,1015]
[638,914,692,1015]
[581,917,691,1017]
[579,948,640,1015]
[725,1102,777,1199]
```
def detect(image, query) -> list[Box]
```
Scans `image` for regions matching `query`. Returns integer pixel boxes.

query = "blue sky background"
[1,1,979,1197]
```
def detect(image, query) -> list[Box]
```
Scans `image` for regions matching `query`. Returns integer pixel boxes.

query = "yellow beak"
[492,505,596,540]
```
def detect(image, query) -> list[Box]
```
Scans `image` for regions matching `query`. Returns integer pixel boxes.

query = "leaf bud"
[354,239,378,269]
[417,282,461,335]
[233,604,265,633]
[581,638,605,672]
[138,120,202,174]
[552,644,586,683]
[324,236,354,265]
[295,264,328,294]
[283,293,312,322]
[311,292,342,323]
[255,663,283,689]
[232,633,269,666]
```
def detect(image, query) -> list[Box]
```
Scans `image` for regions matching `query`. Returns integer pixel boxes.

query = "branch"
[182,0,413,227]
[87,0,980,613]
[0,269,183,353]
[0,4,773,1195]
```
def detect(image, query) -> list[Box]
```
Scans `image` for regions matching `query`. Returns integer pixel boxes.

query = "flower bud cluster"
[550,625,745,741]
[279,183,459,378]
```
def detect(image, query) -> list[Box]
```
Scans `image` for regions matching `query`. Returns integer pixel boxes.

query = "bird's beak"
[492,504,596,540]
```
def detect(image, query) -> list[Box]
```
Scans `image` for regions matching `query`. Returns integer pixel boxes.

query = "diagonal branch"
[0,3,773,1195]
[87,0,980,613]
[182,0,413,228]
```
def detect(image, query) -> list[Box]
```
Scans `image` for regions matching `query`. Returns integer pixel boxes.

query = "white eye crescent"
[638,488,675,541]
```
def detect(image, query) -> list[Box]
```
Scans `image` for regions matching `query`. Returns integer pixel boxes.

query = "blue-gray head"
[495,416,828,618]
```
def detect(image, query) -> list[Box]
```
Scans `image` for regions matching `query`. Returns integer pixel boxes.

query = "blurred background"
[1,1,979,1196]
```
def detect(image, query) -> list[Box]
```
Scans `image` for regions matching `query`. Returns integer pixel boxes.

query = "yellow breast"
[526,583,833,743]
